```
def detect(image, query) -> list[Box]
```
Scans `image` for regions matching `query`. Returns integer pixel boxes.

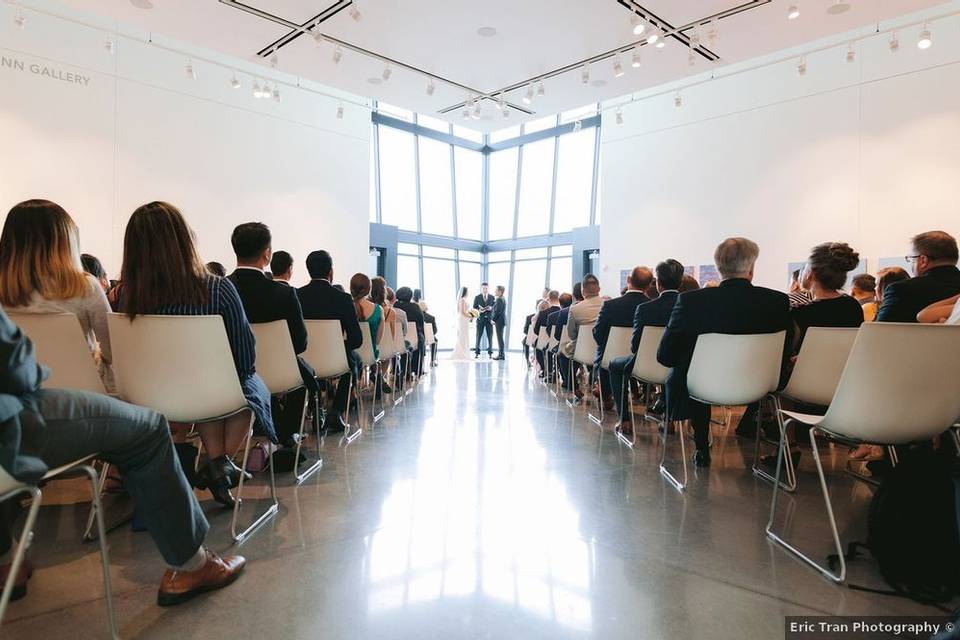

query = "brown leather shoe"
[0,558,33,602]
[157,549,245,607]
[616,420,634,437]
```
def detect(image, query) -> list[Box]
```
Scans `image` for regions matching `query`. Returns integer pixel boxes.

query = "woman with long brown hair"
[0,199,115,392]
[350,273,382,360]
[115,201,274,507]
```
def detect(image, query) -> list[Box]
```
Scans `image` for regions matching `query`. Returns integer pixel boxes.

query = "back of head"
[628,266,654,292]
[679,275,700,293]
[306,250,333,279]
[386,286,396,303]
[655,259,684,291]
[231,222,271,263]
[396,286,413,303]
[851,273,876,295]
[559,292,573,308]
[413,288,422,302]
[120,201,208,317]
[573,282,584,301]
[581,274,600,297]
[270,250,293,276]
[548,289,560,303]
[206,261,226,277]
[81,253,106,280]
[370,276,387,305]
[912,230,959,264]
[0,199,88,308]
[808,242,860,290]
[714,237,759,279]
[538,300,549,312]
[349,273,371,300]
[877,266,910,301]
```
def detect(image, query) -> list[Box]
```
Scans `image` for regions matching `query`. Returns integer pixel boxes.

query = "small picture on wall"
[878,256,912,273]
[684,265,696,277]
[787,261,806,288]
[619,269,630,291]
[698,264,719,287]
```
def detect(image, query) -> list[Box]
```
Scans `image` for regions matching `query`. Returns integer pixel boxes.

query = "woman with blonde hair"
[0,199,115,392]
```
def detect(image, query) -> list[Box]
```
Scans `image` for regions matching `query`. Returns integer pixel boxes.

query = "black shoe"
[474,351,479,358]
[270,448,307,473]
[692,449,711,468]
[202,460,236,508]
[380,382,393,394]
[734,424,757,439]
[325,413,347,433]
[761,450,801,474]
[220,456,252,488]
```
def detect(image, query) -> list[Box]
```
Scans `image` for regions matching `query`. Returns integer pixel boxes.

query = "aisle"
[4,357,941,639]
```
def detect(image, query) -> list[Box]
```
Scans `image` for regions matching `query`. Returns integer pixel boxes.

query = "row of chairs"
[528,318,960,586]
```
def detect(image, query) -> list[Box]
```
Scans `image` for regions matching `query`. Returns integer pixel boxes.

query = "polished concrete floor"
[3,356,949,639]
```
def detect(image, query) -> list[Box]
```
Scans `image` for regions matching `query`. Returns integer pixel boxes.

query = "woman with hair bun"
[790,242,864,353]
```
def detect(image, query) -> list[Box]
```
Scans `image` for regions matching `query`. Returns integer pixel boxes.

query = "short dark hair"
[205,261,226,277]
[496,285,505,294]
[396,286,413,302]
[912,230,958,263]
[306,250,333,279]
[655,259,685,291]
[80,253,105,279]
[851,273,876,293]
[481,282,489,287]
[582,273,600,295]
[231,222,271,262]
[679,274,700,292]
[628,266,654,291]
[572,282,583,301]
[559,292,573,308]
[270,250,293,275]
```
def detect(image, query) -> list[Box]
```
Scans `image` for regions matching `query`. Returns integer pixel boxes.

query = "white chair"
[406,321,424,384]
[566,322,598,409]
[588,326,633,426]
[389,320,409,403]
[660,331,786,493]
[356,323,385,424]
[755,327,858,491]
[250,321,322,484]
[0,457,116,637]
[767,323,960,583]
[302,320,361,445]
[619,325,669,448]
[535,327,550,381]
[108,313,278,543]
[7,312,106,394]
[547,329,562,398]
[525,327,538,368]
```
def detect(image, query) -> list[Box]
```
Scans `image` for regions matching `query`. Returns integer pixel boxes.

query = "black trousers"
[271,387,308,446]
[494,321,506,357]
[475,318,493,354]
[330,349,361,415]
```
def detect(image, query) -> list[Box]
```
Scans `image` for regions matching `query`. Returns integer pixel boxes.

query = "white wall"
[0,1,370,286]
[599,7,960,292]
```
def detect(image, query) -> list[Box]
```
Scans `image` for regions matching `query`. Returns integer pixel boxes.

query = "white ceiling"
[50,0,951,131]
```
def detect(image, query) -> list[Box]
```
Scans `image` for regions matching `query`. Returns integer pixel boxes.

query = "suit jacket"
[424,312,437,336]
[395,300,425,340]
[492,296,506,325]
[473,293,495,322]
[657,279,791,420]
[593,291,649,367]
[0,306,48,482]
[553,307,571,341]
[630,291,679,354]
[563,296,605,357]
[297,279,362,356]
[533,304,560,337]
[876,265,960,323]
[228,268,316,389]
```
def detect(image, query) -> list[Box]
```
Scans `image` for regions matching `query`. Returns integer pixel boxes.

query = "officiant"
[473,282,495,358]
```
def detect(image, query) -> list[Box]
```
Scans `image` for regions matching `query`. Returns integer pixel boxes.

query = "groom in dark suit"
[473,282,495,358]
[492,286,507,360]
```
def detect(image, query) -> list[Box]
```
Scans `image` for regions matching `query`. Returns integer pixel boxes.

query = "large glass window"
[378,127,417,230]
[454,148,482,240]
[516,139,555,238]
[510,259,547,348]
[422,257,458,342]
[553,128,595,233]
[397,255,421,291]
[549,256,573,293]
[488,148,519,240]
[418,137,454,237]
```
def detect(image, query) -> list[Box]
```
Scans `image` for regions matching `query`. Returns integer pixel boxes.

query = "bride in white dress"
[451,286,471,360]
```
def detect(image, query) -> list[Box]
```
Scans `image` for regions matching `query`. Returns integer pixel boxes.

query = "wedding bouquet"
[468,309,480,322]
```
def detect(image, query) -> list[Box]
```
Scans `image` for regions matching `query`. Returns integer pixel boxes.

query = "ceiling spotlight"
[787,4,800,20]
[336,102,344,119]
[631,16,646,36]
[688,49,696,66]
[846,43,855,63]
[502,107,510,119]
[826,1,851,15]
[348,3,361,21]
[230,74,241,89]
[580,63,590,85]
[252,79,262,98]
[797,56,807,76]
[269,52,279,69]
[615,108,623,125]
[332,46,343,64]
[706,20,719,45]
[130,0,154,7]
[889,31,899,52]
[674,91,683,108]
[646,32,659,46]
[472,101,482,120]
[185,59,197,80]
[613,56,624,78]
[312,28,324,45]
[631,47,642,68]
[105,39,115,54]
[917,23,932,50]
[381,63,392,82]
[497,93,506,110]
[272,86,281,103]
[656,38,666,49]
[522,83,534,105]
[426,79,435,96]
[462,105,471,120]
[536,80,545,97]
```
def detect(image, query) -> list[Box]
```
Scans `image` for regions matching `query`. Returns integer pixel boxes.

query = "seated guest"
[877,231,960,322]
[0,200,115,394]
[791,243,864,351]
[658,238,791,467]
[226,222,317,454]
[532,290,561,377]
[593,267,652,408]
[81,253,110,292]
[206,261,227,277]
[422,302,438,366]
[609,259,684,436]
[522,302,537,364]
[370,277,399,388]
[298,250,362,432]
[0,306,244,606]
[350,273,383,360]
[918,293,960,324]
[115,202,274,508]
[385,286,415,373]
[270,250,294,284]
[850,273,878,321]
[563,275,604,359]
[547,292,574,384]
[679,274,700,293]
[788,267,813,308]
[395,287,426,376]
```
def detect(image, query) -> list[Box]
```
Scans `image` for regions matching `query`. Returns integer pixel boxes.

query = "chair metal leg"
[659,420,688,493]
[753,395,797,492]
[588,366,605,427]
[340,375,363,446]
[0,486,42,625]
[370,362,385,424]
[392,354,405,406]
[231,415,280,544]
[616,374,638,449]
[293,390,323,485]
[766,423,846,584]
[79,465,119,638]
[82,460,111,542]
[565,358,580,408]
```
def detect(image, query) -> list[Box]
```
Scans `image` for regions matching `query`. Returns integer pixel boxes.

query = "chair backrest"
[601,326,633,369]
[8,312,106,394]
[536,328,549,351]
[107,314,247,422]
[393,321,406,355]
[548,330,560,350]
[302,320,351,379]
[572,322,599,366]
[558,324,571,350]
[630,325,669,384]
[781,327,858,406]
[377,321,393,362]
[0,464,23,495]
[687,331,786,406]
[250,321,303,395]
[424,323,435,346]
[525,326,537,346]
[357,323,376,367]
[821,323,960,443]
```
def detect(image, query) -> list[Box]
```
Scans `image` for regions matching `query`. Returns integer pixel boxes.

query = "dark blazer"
[297,279,362,354]
[395,300,425,339]
[553,307,571,341]
[657,279,791,420]
[630,290,680,354]
[876,265,960,323]
[533,305,560,336]
[473,293,495,321]
[0,306,47,482]
[593,291,649,367]
[522,313,534,343]
[229,268,315,389]
[492,296,507,325]
[424,311,437,336]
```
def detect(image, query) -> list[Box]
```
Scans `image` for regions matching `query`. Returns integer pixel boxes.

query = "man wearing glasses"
[877,230,960,322]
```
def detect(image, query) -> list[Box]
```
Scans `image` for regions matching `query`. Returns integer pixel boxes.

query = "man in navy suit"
[591,267,652,409]
[877,230,960,322]
[658,238,792,467]
[609,260,684,436]
[556,283,583,390]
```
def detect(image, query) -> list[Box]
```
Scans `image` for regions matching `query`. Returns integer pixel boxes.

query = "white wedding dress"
[451,297,471,360]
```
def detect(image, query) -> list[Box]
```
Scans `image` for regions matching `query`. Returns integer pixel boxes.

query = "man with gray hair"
[562,274,604,400]
[657,237,792,467]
